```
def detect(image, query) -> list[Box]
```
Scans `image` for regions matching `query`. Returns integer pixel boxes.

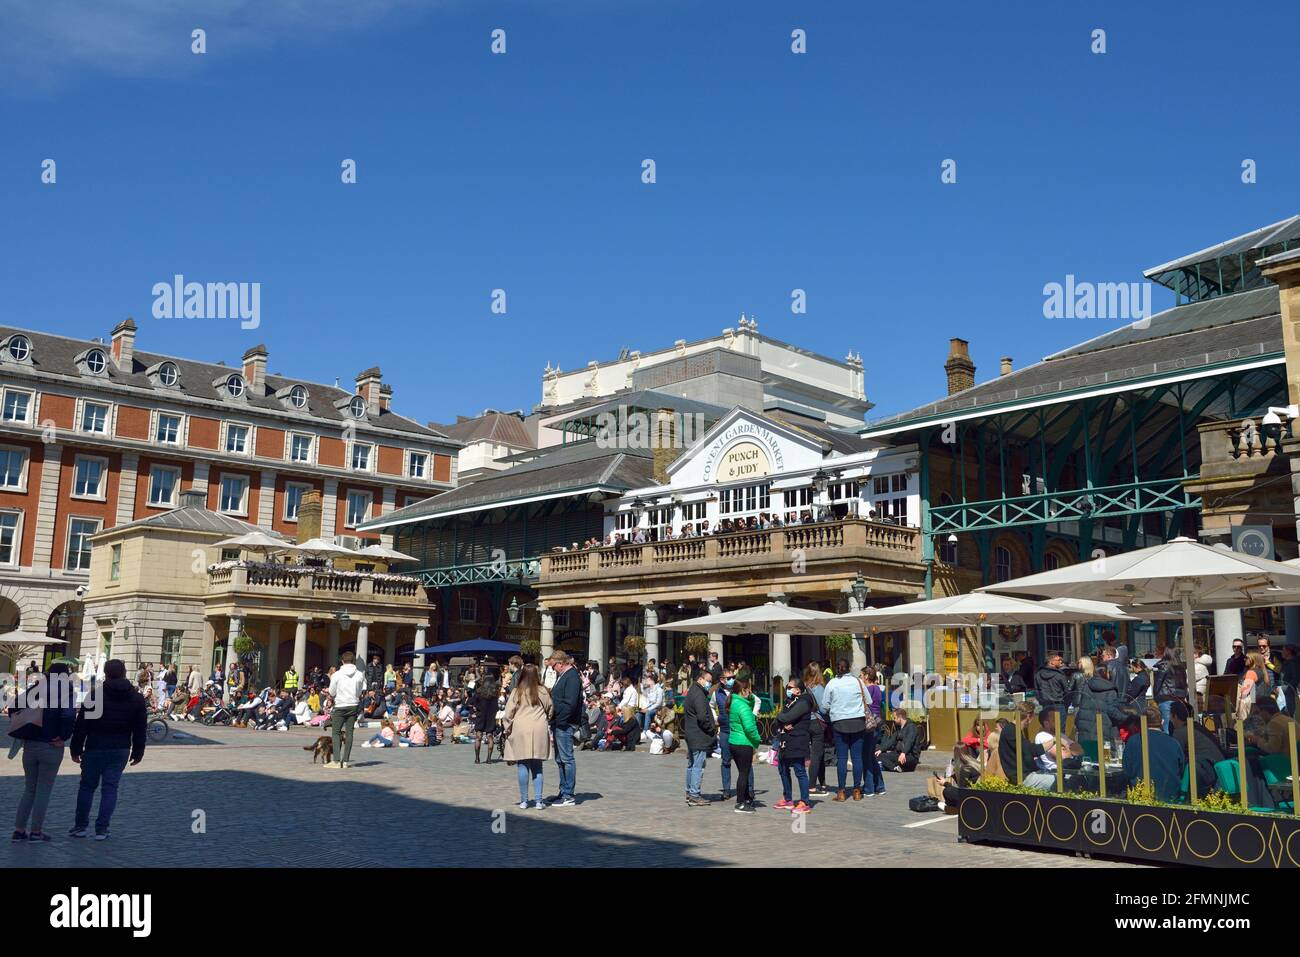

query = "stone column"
[223,613,243,703]
[767,592,791,683]
[266,621,281,686]
[587,604,605,665]
[539,607,555,660]
[356,620,371,663]
[327,622,340,665]
[1213,609,1244,671]
[385,624,397,666]
[293,616,310,677]
[705,598,724,662]
[414,623,428,683]
[642,603,659,665]
[846,591,869,673]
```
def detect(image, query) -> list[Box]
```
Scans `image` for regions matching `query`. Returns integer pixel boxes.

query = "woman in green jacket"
[728,674,762,813]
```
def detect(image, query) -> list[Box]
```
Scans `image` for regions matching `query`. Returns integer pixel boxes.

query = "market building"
[0,318,455,671]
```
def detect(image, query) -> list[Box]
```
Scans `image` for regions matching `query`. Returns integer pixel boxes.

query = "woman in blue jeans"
[823,659,867,801]
[861,667,887,796]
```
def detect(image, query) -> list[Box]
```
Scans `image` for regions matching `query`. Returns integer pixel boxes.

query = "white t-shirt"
[1034,730,1073,771]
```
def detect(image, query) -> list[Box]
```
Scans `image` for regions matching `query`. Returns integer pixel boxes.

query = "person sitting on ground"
[877,708,922,772]
[362,716,398,748]
[595,700,631,751]
[291,693,313,728]
[1117,713,1186,802]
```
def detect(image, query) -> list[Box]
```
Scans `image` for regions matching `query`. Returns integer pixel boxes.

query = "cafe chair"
[1212,759,1276,813]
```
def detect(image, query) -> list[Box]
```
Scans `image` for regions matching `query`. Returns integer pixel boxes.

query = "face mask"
[725,678,735,689]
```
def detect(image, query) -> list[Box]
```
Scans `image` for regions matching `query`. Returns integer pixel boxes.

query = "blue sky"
[2,0,1296,427]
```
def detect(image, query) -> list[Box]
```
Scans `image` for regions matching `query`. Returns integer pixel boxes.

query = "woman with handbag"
[823,659,868,801]
[10,663,77,842]
[861,666,887,796]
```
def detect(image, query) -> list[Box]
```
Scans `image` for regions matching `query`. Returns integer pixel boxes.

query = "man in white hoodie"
[326,652,367,768]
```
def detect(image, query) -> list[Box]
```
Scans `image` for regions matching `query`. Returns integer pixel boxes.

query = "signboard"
[1232,524,1274,561]
[716,441,771,482]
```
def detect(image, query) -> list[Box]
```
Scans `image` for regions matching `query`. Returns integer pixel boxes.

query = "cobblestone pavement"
[0,722,1139,868]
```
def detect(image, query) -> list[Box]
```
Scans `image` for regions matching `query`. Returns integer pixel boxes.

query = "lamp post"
[334,610,352,633]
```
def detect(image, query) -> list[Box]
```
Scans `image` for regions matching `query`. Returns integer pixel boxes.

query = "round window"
[290,385,308,409]
[226,374,245,398]
[85,349,107,374]
[8,336,31,361]
[158,362,179,386]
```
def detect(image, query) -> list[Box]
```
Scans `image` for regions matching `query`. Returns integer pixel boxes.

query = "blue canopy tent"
[408,639,521,656]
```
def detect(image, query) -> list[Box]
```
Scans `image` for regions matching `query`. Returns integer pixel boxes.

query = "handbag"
[859,678,881,732]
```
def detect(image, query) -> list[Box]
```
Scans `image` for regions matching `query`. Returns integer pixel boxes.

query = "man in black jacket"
[69,659,147,840]
[877,709,921,771]
[549,651,582,806]
[683,668,717,806]
[365,654,384,691]
[1035,653,1070,717]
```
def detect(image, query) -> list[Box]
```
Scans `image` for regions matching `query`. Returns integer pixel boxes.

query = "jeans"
[778,756,810,803]
[862,729,886,794]
[553,725,576,800]
[331,705,360,763]
[74,748,130,833]
[686,748,708,796]
[16,740,64,832]
[719,736,754,795]
[835,728,865,791]
[517,759,543,803]
[1023,771,1062,792]
[731,745,755,805]
[1158,699,1174,734]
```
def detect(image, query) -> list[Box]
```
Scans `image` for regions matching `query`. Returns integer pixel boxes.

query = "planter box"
[957,788,1300,868]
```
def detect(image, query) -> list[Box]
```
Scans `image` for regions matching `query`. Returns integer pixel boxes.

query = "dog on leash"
[304,735,334,764]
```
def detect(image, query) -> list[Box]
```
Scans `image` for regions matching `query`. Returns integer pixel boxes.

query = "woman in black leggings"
[727,673,763,813]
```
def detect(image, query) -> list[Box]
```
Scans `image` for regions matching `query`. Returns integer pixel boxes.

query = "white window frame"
[459,596,477,623]
[147,464,181,508]
[0,510,22,567]
[84,349,108,376]
[72,454,109,501]
[153,411,184,446]
[717,482,771,519]
[109,543,122,581]
[157,362,180,388]
[78,399,111,435]
[345,490,372,528]
[288,385,308,409]
[407,450,428,480]
[0,444,30,492]
[349,441,373,472]
[223,421,252,456]
[1,388,34,425]
[283,481,313,522]
[217,473,250,516]
[6,335,32,362]
[64,516,101,572]
[288,433,314,465]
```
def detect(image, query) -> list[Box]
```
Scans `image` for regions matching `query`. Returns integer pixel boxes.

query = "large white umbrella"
[286,537,358,560]
[355,543,419,563]
[977,536,1300,719]
[829,592,1077,631]
[214,530,293,557]
[0,632,67,674]
[657,603,842,635]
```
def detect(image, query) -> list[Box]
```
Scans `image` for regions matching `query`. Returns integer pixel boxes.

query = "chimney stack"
[178,488,207,509]
[242,344,268,396]
[110,318,136,371]
[652,409,678,484]
[944,338,976,395]
[355,367,383,415]
[379,383,393,412]
[297,490,323,543]
[1000,356,1014,377]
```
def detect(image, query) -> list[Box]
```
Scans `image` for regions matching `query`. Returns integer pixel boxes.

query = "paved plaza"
[0,721,1143,868]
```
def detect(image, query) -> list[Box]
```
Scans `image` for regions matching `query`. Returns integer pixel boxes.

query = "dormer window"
[84,349,107,375]
[289,385,308,409]
[348,395,366,418]
[6,336,31,362]
[224,374,245,399]
[158,362,179,387]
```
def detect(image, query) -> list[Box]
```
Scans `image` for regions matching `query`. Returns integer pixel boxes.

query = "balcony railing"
[540,518,920,582]
[206,562,427,605]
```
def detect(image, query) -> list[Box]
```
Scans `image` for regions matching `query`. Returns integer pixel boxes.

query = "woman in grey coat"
[10,663,77,842]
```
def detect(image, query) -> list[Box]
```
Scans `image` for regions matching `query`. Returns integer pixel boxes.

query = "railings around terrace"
[540,518,921,581]
[206,561,426,602]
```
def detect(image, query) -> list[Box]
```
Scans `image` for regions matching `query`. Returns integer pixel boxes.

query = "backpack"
[908,795,941,813]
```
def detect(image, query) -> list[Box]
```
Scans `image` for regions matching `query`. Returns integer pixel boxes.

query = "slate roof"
[863,287,1283,435]
[95,502,270,538]
[1144,215,1300,281]
[0,324,450,441]
[360,441,656,528]
[436,410,534,448]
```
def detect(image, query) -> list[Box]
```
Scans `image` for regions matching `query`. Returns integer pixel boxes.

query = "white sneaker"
[533,800,549,810]
[518,801,529,809]
[361,741,372,748]
[398,743,409,748]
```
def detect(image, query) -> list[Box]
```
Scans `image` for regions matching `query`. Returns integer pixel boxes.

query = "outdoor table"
[1067,762,1127,794]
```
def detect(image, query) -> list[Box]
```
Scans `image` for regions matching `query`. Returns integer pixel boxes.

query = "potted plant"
[824,632,853,656]
[623,635,646,659]
[234,633,257,658]
[519,638,541,661]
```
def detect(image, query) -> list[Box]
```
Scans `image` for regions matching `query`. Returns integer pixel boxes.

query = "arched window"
[994,545,1013,582]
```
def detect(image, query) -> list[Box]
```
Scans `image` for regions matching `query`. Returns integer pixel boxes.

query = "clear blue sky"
[2,0,1296,426]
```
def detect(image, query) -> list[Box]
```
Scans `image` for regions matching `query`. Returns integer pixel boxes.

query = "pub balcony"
[539,518,923,584]
[206,561,429,614]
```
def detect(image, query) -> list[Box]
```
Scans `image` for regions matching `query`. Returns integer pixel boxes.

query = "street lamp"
[811,469,831,496]
[507,595,521,624]
[334,610,352,632]
[850,573,870,609]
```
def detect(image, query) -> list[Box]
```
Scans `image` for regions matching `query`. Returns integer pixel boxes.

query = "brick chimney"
[1000,356,1014,377]
[379,383,393,412]
[110,318,136,371]
[355,367,383,415]
[944,338,976,395]
[297,490,323,543]
[242,344,268,396]
[652,409,678,484]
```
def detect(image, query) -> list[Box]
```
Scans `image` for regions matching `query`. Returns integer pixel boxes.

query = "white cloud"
[0,0,442,93]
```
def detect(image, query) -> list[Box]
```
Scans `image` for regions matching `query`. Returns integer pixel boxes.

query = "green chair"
[1259,752,1292,785]
[1177,764,1190,804]
[1079,739,1101,763]
[1213,759,1278,813]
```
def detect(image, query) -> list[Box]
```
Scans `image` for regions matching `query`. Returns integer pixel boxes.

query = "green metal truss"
[413,557,540,588]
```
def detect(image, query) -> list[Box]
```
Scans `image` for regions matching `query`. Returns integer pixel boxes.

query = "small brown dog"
[304,735,334,764]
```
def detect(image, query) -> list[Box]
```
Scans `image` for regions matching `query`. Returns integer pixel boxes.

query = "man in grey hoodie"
[327,652,367,768]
